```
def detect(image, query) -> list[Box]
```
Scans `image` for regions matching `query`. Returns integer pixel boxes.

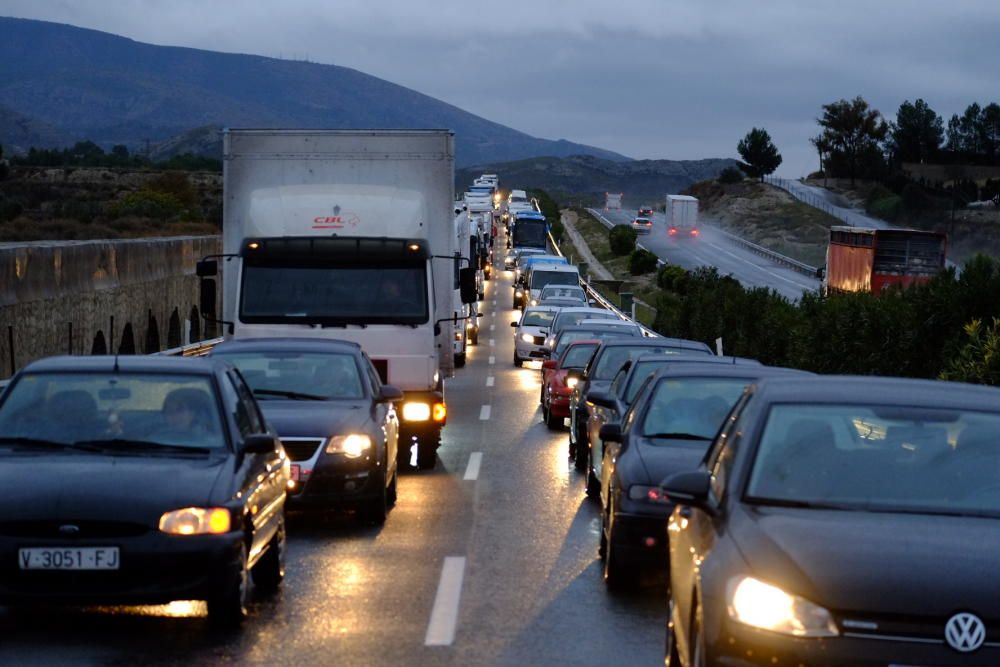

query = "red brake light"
[691,229,700,236]
[669,227,678,235]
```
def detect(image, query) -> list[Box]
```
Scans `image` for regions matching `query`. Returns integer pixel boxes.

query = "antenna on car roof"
[113,349,120,373]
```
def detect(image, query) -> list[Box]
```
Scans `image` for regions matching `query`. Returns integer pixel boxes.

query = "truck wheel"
[545,406,563,430]
[455,353,466,368]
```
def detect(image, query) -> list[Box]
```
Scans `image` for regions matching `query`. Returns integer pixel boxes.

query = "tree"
[982,103,1000,159]
[891,99,943,164]
[737,127,782,181]
[815,96,889,185]
[810,134,832,179]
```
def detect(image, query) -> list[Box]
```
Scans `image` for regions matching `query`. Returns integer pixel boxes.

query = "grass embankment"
[557,208,659,327]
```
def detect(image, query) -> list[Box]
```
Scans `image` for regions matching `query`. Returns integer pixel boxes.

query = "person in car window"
[155,388,216,446]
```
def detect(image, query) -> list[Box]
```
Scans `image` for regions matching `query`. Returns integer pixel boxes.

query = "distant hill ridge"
[0,17,629,167]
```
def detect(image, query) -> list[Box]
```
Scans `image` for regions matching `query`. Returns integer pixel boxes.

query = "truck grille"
[280,438,325,461]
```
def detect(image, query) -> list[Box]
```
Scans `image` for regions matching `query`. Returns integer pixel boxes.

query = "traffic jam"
[0,131,999,667]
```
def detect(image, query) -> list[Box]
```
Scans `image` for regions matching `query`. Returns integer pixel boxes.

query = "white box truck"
[199,129,475,469]
[666,194,700,239]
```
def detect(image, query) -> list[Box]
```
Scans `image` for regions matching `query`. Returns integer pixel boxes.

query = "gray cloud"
[2,0,999,174]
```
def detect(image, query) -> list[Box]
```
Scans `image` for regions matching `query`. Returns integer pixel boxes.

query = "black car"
[569,338,713,469]
[0,355,288,625]
[594,363,806,590]
[548,324,642,361]
[584,356,763,498]
[664,375,1000,666]
[209,338,403,524]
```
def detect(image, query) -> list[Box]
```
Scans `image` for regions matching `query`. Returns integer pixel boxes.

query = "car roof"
[514,211,545,218]
[21,355,225,376]
[210,337,362,355]
[531,263,577,273]
[753,375,1000,411]
[557,307,608,315]
[522,305,561,314]
[647,363,808,383]
[557,324,640,336]
[577,318,632,327]
[539,298,585,308]
[632,354,760,367]
[541,284,585,291]
[596,337,712,353]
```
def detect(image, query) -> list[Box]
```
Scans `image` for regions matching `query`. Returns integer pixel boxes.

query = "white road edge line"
[486,376,495,387]
[489,324,495,331]
[479,404,491,420]
[425,556,467,646]
[488,356,495,365]
[464,452,483,480]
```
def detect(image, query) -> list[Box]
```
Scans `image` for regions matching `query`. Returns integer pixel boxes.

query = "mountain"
[0,17,629,167]
[457,155,740,205]
[0,104,72,154]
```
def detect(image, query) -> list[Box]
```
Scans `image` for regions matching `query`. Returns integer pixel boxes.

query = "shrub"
[628,248,659,275]
[657,264,689,292]
[901,183,933,212]
[609,224,637,255]
[108,190,184,220]
[867,194,902,221]
[717,167,744,184]
[940,318,1000,385]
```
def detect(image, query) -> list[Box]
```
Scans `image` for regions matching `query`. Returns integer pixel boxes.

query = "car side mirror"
[599,423,622,442]
[542,360,558,370]
[510,321,518,327]
[660,470,713,511]
[588,299,596,306]
[196,259,218,277]
[459,267,478,304]
[587,390,616,410]
[378,384,404,403]
[243,433,277,454]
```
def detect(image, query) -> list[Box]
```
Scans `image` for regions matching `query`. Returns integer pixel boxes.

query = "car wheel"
[251,520,286,596]
[665,598,682,667]
[573,423,589,471]
[207,541,250,627]
[545,403,562,431]
[513,352,523,368]
[455,353,466,368]
[585,449,601,498]
[603,503,635,591]
[360,470,388,525]
[598,501,609,560]
[387,466,398,507]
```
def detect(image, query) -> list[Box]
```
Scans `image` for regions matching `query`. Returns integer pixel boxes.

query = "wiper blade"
[252,388,327,401]
[0,437,96,451]
[749,497,860,511]
[644,432,711,441]
[73,439,212,455]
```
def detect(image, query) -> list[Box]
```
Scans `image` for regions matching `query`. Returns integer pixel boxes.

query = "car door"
[363,353,398,472]
[591,365,630,482]
[669,391,750,657]
[225,371,283,564]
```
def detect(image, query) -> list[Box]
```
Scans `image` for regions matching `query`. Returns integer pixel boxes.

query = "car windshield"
[521,310,556,327]
[240,262,428,325]
[593,346,695,380]
[530,270,577,289]
[624,360,674,403]
[554,310,616,332]
[747,404,1000,517]
[0,372,226,451]
[641,378,749,441]
[554,330,637,356]
[213,351,364,400]
[560,343,599,369]
[540,286,585,302]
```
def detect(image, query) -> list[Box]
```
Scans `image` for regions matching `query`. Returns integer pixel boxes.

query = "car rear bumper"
[610,511,669,565]
[0,533,243,605]
[548,395,571,417]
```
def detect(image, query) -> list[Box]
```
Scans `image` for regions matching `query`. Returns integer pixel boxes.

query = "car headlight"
[466,320,475,329]
[530,299,538,306]
[515,289,523,296]
[455,331,463,341]
[727,576,838,637]
[521,333,535,343]
[565,376,579,389]
[159,507,231,535]
[627,485,671,503]
[326,434,372,458]
[402,402,431,421]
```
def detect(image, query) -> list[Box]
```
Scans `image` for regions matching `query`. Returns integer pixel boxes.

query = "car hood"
[630,439,710,485]
[732,506,1000,615]
[519,325,549,337]
[0,454,230,525]
[258,400,370,438]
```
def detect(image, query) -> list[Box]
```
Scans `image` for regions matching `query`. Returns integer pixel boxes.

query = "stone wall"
[0,235,221,376]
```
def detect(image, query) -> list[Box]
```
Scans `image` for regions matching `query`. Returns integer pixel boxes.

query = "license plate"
[290,464,301,481]
[19,547,120,570]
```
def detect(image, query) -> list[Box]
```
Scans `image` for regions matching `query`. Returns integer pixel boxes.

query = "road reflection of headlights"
[727,576,838,637]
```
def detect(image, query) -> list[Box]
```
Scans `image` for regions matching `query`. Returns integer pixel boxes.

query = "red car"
[540,340,601,430]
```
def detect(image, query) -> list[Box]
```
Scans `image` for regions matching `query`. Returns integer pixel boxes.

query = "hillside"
[0,17,628,167]
[457,155,738,205]
[687,180,841,267]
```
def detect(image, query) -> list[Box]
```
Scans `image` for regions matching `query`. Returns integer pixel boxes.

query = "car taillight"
[691,229,700,236]
[669,227,678,235]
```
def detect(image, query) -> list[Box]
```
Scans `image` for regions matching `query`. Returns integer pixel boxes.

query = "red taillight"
[691,229,700,236]
[669,227,678,235]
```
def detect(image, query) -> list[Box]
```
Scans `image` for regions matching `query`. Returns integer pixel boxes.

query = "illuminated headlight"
[159,507,231,535]
[530,300,538,306]
[627,485,670,503]
[565,377,579,389]
[455,331,463,341]
[326,434,372,458]
[466,320,475,329]
[515,289,524,297]
[521,333,535,343]
[727,576,838,637]
[402,402,431,421]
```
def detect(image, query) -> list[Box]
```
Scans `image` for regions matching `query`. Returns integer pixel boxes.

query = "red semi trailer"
[822,226,947,294]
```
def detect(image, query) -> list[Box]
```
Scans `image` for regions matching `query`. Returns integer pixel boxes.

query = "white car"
[511,306,559,367]
[574,318,641,337]
[543,307,621,351]
[631,216,653,234]
[526,263,580,307]
[535,284,589,308]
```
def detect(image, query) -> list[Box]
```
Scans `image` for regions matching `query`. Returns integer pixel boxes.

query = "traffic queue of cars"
[507,229,1000,665]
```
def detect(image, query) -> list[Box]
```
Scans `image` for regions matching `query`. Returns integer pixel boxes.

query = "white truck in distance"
[200,129,476,469]
[666,194,700,239]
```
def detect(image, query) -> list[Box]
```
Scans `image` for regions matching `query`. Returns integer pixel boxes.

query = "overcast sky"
[4,0,1000,174]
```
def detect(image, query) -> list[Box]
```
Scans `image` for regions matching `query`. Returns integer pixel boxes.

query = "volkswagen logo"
[58,524,81,536]
[945,612,986,653]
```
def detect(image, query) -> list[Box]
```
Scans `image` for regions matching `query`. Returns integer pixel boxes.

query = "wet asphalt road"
[0,254,667,666]
[593,208,820,300]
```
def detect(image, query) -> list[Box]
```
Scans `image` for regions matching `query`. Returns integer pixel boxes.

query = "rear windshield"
[554,329,636,356]
[560,344,599,369]
[554,310,616,332]
[521,310,556,327]
[530,270,578,289]
[213,351,364,400]
[640,377,749,441]
[593,346,698,380]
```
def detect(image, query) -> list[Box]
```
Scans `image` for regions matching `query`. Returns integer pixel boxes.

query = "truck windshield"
[240,263,429,325]
[512,221,548,249]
